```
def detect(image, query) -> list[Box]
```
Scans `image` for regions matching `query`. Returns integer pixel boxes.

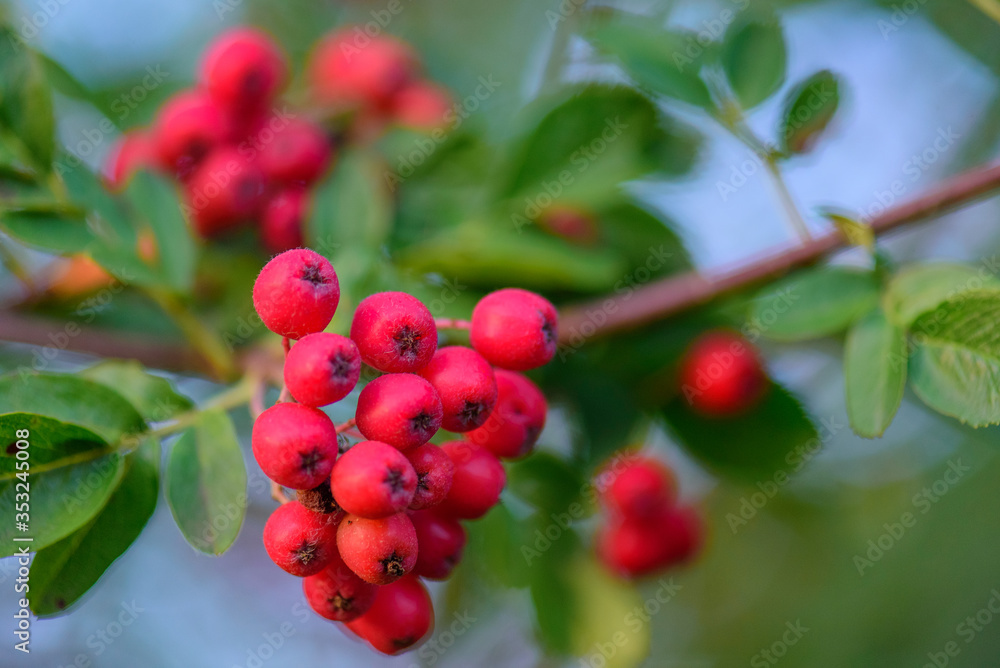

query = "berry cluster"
[249,248,557,655]
[105,26,450,251]
[595,455,703,579]
[678,330,767,416]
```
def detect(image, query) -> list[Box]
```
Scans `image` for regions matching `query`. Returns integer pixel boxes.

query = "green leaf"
[527,513,581,654]
[0,28,55,169]
[126,170,197,292]
[597,200,693,278]
[464,503,531,589]
[0,413,106,476]
[722,19,787,109]
[844,309,907,438]
[588,23,713,107]
[499,85,701,206]
[883,263,1000,328]
[166,409,246,555]
[82,360,193,423]
[749,267,880,341]
[909,291,1000,426]
[507,453,584,513]
[0,210,93,254]
[662,380,819,480]
[779,70,841,155]
[29,438,158,616]
[0,372,148,445]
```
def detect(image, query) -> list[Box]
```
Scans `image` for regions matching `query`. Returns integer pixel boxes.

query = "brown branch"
[558,161,1000,343]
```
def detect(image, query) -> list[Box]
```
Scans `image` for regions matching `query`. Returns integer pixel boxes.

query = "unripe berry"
[470,288,558,371]
[257,117,332,185]
[600,456,676,521]
[309,30,418,111]
[302,550,377,622]
[252,402,339,490]
[437,441,505,519]
[261,189,306,253]
[350,292,437,372]
[355,374,442,450]
[152,91,229,180]
[336,512,418,584]
[284,332,361,407]
[410,509,466,580]
[331,441,417,518]
[200,28,288,115]
[184,147,266,237]
[104,130,155,189]
[343,575,433,655]
[392,81,452,131]
[465,370,546,459]
[262,501,339,577]
[404,443,454,510]
[678,330,767,416]
[252,248,340,339]
[417,347,498,432]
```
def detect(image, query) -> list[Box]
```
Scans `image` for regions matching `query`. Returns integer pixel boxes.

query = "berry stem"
[0,236,37,297]
[145,288,238,381]
[283,336,292,356]
[145,376,257,440]
[335,418,356,434]
[271,481,291,505]
[434,318,471,331]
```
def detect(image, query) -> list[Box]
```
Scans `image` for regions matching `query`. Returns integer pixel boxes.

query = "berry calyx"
[355,373,443,450]
[252,248,340,339]
[296,477,343,517]
[336,512,418,585]
[261,188,307,253]
[343,575,433,655]
[200,28,288,116]
[252,402,339,490]
[470,288,558,371]
[600,455,677,521]
[302,550,377,622]
[437,441,505,519]
[350,291,437,373]
[331,441,417,518]
[678,330,767,416]
[410,509,466,580]
[465,369,546,459]
[417,346,498,432]
[284,332,361,407]
[262,501,339,577]
[404,443,454,510]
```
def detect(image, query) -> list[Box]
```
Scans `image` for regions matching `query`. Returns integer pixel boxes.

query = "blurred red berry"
[200,27,288,116]
[392,81,452,130]
[261,188,307,253]
[256,117,332,185]
[184,147,266,237]
[152,90,229,180]
[309,29,418,111]
[104,129,155,189]
[678,330,767,416]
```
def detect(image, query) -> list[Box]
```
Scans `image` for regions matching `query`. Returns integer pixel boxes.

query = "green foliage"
[749,267,880,341]
[844,309,907,438]
[82,360,193,422]
[166,409,246,555]
[0,26,54,170]
[722,18,787,110]
[882,262,1000,328]
[126,171,197,292]
[778,70,841,155]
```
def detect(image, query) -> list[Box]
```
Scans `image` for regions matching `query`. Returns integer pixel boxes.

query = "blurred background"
[1,0,1000,666]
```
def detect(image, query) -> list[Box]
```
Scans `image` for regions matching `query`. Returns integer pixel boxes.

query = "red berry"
[417,347,497,432]
[252,402,339,490]
[678,330,767,416]
[257,117,332,185]
[302,551,377,622]
[663,505,703,566]
[404,443,454,510]
[343,575,433,655]
[350,292,437,373]
[465,370,546,459]
[336,512,418,584]
[355,374,442,450]
[470,288,558,371]
[392,81,452,130]
[536,204,600,245]
[596,505,703,578]
[331,441,417,518]
[309,30,418,111]
[105,130,155,189]
[284,332,361,407]
[262,501,339,577]
[184,147,266,237]
[600,456,677,521]
[152,91,229,180]
[437,441,505,519]
[410,509,466,580]
[252,248,340,339]
[261,189,307,253]
[200,28,288,116]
